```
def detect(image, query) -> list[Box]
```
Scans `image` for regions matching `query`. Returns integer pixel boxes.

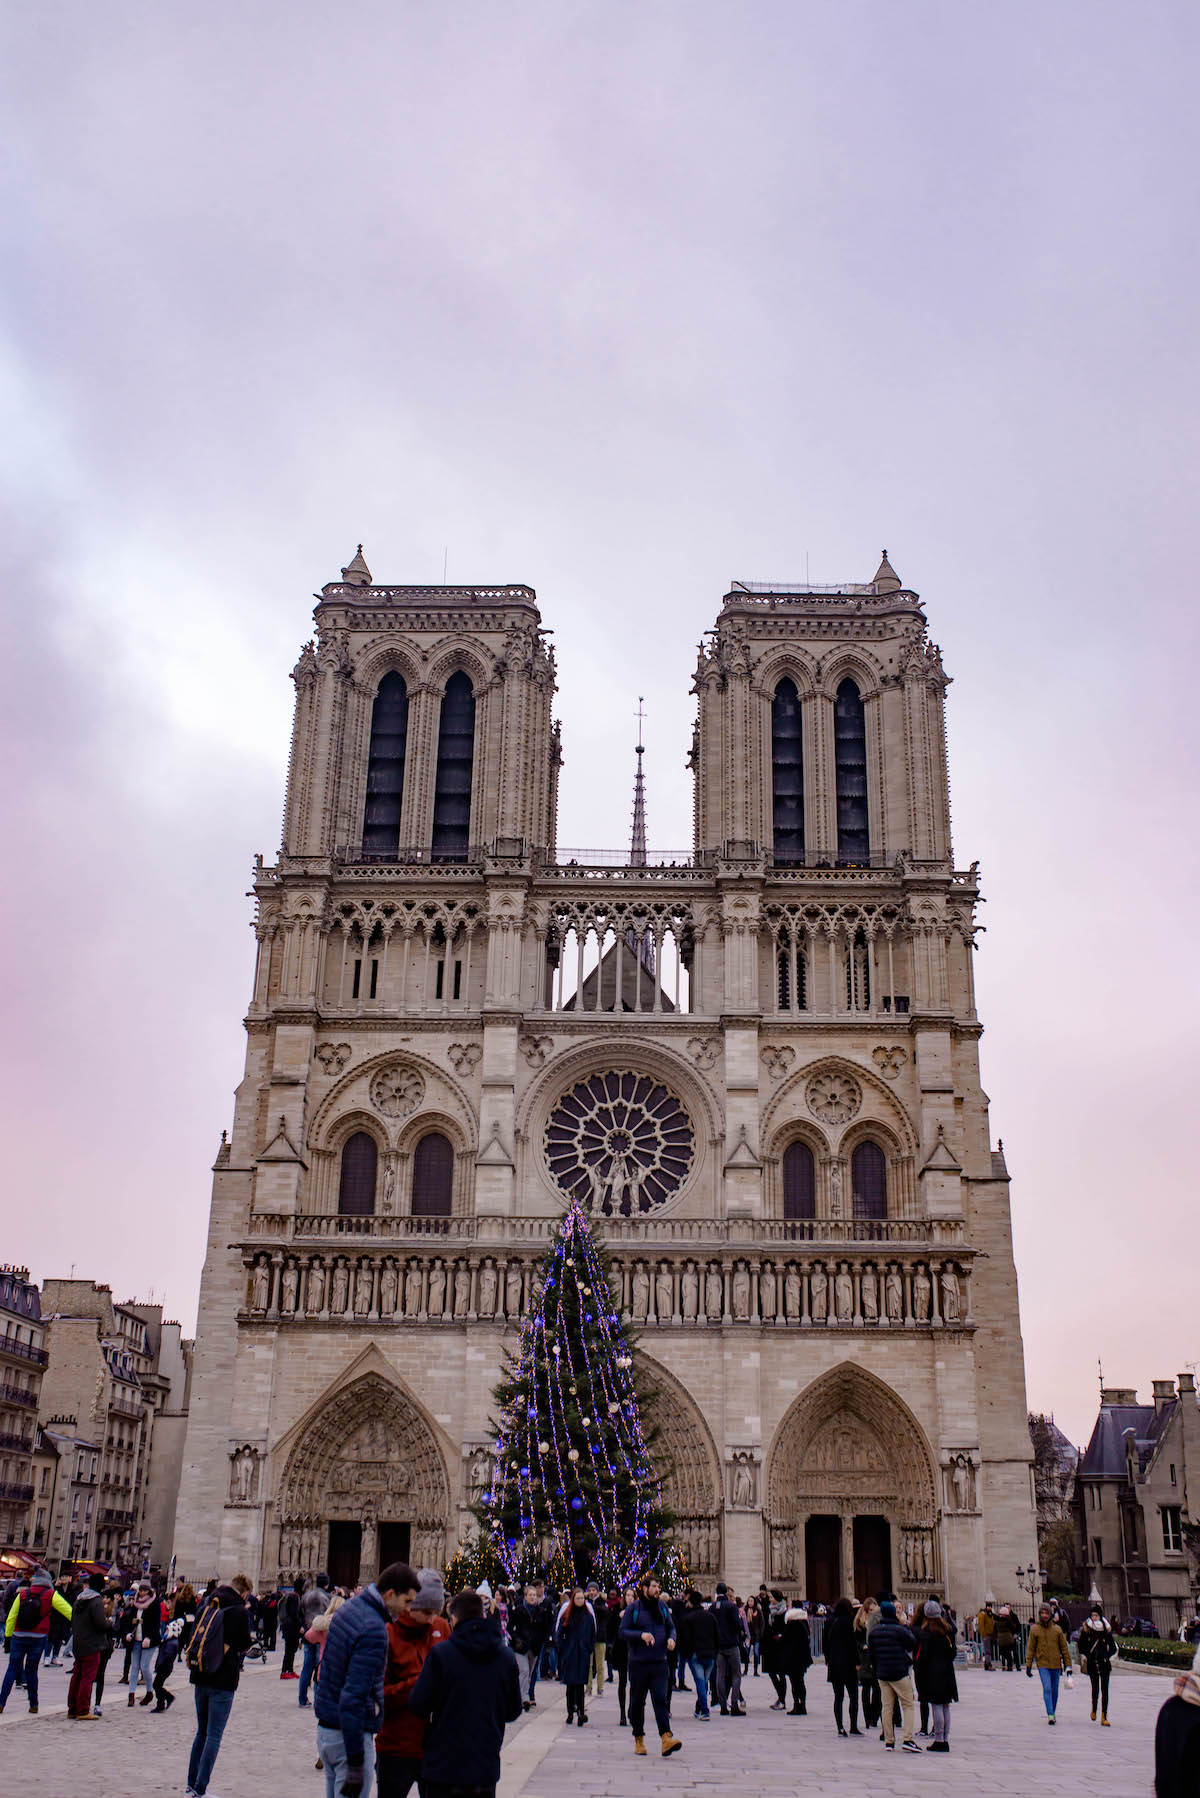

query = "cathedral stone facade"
[175,548,1037,1610]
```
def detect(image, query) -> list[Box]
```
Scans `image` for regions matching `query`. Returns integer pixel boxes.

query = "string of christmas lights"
[478,1199,670,1587]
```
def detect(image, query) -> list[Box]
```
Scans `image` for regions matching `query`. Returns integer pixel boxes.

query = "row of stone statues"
[250,1254,522,1320]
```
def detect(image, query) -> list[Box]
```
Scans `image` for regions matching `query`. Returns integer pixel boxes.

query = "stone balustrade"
[245,1210,964,1248]
[241,1240,972,1331]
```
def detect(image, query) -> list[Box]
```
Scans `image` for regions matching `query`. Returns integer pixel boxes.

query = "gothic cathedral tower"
[175,549,1036,1608]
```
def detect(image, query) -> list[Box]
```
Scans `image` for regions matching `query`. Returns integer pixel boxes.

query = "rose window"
[545,1071,694,1215]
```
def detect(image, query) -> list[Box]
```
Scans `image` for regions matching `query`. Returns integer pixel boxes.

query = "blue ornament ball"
[571,1497,583,1510]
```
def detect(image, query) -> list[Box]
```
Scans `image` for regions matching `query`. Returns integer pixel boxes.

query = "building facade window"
[850,1141,887,1220]
[771,677,805,865]
[834,678,869,862]
[337,1132,379,1216]
[411,1131,454,1216]
[362,671,409,858]
[1163,1505,1183,1553]
[431,672,475,860]
[782,1141,816,1220]
[845,928,871,1010]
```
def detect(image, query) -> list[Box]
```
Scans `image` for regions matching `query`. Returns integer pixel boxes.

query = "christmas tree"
[477,1199,672,1588]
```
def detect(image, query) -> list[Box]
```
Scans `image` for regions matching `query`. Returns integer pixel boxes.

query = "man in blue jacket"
[409,1589,522,1798]
[866,1599,921,1753]
[316,1561,421,1798]
[619,1575,682,1758]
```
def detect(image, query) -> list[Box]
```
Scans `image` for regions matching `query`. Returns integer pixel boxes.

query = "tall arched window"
[431,672,475,860]
[851,1141,887,1220]
[846,927,871,1011]
[771,677,805,865]
[338,1132,378,1216]
[362,672,409,858]
[783,1140,816,1219]
[412,1131,453,1216]
[834,678,869,863]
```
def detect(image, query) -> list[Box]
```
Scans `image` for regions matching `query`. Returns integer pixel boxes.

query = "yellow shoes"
[661,1730,683,1756]
[634,1736,647,1755]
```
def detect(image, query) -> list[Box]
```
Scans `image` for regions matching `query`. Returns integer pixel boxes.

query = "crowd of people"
[2,1560,1200,1796]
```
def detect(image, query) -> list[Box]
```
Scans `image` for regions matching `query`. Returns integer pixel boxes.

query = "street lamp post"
[1016,1563,1048,1610]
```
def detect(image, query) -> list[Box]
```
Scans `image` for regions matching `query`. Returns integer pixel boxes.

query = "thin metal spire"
[629,697,647,867]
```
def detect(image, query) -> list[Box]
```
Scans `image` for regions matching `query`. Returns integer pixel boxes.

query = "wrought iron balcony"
[0,1337,48,1367]
[0,1430,33,1453]
[0,1385,38,1408]
[0,1481,34,1503]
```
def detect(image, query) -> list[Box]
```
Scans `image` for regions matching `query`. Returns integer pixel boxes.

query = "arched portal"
[641,1355,724,1580]
[275,1372,451,1582]
[765,1363,940,1599]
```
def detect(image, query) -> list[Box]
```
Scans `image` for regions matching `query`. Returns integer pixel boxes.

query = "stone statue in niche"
[427,1260,446,1317]
[732,1457,755,1508]
[760,1262,777,1321]
[885,1267,903,1322]
[382,1157,397,1214]
[505,1263,523,1317]
[810,1264,828,1323]
[306,1261,325,1313]
[913,1264,931,1321]
[404,1262,422,1315]
[705,1266,723,1320]
[478,1261,498,1318]
[940,1266,960,1323]
[655,1264,673,1321]
[732,1263,751,1321]
[251,1261,270,1312]
[379,1262,397,1316]
[773,1530,796,1578]
[785,1266,801,1321]
[900,1534,912,1580]
[950,1454,975,1511]
[331,1259,349,1315]
[681,1263,699,1321]
[467,1446,492,1495]
[829,1159,843,1218]
[861,1267,878,1320]
[835,1264,853,1321]
[453,1265,470,1318]
[354,1265,373,1315]
[230,1448,257,1503]
[632,1266,650,1323]
[280,1261,298,1314]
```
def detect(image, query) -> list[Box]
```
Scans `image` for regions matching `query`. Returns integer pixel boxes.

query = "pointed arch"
[639,1351,724,1579]
[766,1362,938,1525]
[432,670,476,860]
[362,671,409,858]
[834,678,869,863]
[771,676,805,866]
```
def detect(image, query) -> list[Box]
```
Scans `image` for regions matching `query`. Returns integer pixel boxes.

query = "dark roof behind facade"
[1077,1402,1156,1479]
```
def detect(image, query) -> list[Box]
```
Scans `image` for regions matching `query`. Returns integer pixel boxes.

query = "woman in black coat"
[914,1602,958,1753]
[608,1585,635,1726]
[554,1589,597,1727]
[781,1603,812,1715]
[761,1591,788,1710]
[824,1597,860,1736]
[1078,1606,1116,1724]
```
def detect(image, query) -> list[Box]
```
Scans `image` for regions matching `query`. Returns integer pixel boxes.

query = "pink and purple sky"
[2,3,1196,1445]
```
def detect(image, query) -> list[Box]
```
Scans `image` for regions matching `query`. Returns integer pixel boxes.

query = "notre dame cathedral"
[175,547,1037,1611]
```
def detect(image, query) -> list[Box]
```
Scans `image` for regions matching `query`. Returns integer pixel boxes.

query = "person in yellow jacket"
[1025,1603,1071,1724]
[1,1567,73,1715]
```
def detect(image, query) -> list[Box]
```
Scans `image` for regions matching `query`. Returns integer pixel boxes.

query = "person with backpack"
[0,1567,72,1714]
[619,1574,682,1758]
[185,1574,253,1798]
[153,1583,196,1712]
[866,1599,921,1752]
[409,1588,523,1798]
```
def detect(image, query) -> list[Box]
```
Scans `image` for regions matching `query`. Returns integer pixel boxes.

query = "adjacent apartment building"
[1075,1377,1199,1633]
[0,1267,47,1565]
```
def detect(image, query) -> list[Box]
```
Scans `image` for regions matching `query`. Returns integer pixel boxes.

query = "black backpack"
[16,1588,44,1632]
[185,1598,227,1676]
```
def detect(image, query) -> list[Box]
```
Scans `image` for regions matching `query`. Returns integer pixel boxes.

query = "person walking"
[610,1584,635,1726]
[677,1588,717,1722]
[583,1580,607,1702]
[824,1597,861,1737]
[554,1587,597,1726]
[866,1599,921,1753]
[409,1589,522,1798]
[298,1572,332,1709]
[1078,1603,1116,1725]
[762,1589,788,1710]
[977,1598,996,1670]
[996,1603,1020,1671]
[280,1576,305,1680]
[65,1573,110,1720]
[376,1574,435,1798]
[153,1583,196,1711]
[619,1575,682,1757]
[1025,1601,1072,1725]
[1,1566,72,1715]
[781,1599,812,1715]
[185,1573,254,1798]
[315,1562,419,1798]
[711,1581,745,1717]
[1154,1654,1200,1797]
[505,1583,539,1712]
[126,1578,162,1707]
[914,1598,957,1753]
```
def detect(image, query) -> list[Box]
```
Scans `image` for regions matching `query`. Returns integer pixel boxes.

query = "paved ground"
[0,1653,1172,1795]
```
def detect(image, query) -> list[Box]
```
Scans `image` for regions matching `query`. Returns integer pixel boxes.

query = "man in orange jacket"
[376,1573,449,1798]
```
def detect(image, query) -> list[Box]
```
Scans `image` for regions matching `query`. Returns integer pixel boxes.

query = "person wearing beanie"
[866,1600,920,1752]
[411,1569,449,1640]
[914,1599,957,1753]
[297,1572,331,1709]
[1154,1653,1200,1798]
[1,1566,72,1715]
[67,1573,111,1720]
[1078,1604,1116,1726]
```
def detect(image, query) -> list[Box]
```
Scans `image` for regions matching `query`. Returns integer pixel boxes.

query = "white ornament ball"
[567,1448,580,1462]
[538,1440,550,1453]
[581,1416,592,1427]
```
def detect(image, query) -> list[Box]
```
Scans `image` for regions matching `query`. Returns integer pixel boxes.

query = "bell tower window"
[412,1131,454,1216]
[362,672,408,859]
[338,1132,378,1216]
[783,1140,816,1220]
[771,678,805,865]
[851,1140,887,1220]
[432,672,475,860]
[834,678,869,864]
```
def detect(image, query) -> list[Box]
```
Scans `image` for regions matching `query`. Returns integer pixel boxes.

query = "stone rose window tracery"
[545,1071,694,1215]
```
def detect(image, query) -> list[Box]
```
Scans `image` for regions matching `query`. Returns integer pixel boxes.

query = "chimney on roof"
[1100,1388,1138,1406]
[1153,1379,1176,1413]
[1179,1372,1196,1396]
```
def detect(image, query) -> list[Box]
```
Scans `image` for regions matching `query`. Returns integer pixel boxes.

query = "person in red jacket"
[1,1567,73,1715]
[376,1595,437,1798]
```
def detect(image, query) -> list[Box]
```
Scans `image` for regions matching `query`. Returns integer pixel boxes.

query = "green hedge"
[1116,1635,1195,1669]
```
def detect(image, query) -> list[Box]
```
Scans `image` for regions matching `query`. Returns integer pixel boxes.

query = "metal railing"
[0,1336,48,1366]
[0,1431,32,1453]
[0,1385,38,1408]
[0,1481,34,1503]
